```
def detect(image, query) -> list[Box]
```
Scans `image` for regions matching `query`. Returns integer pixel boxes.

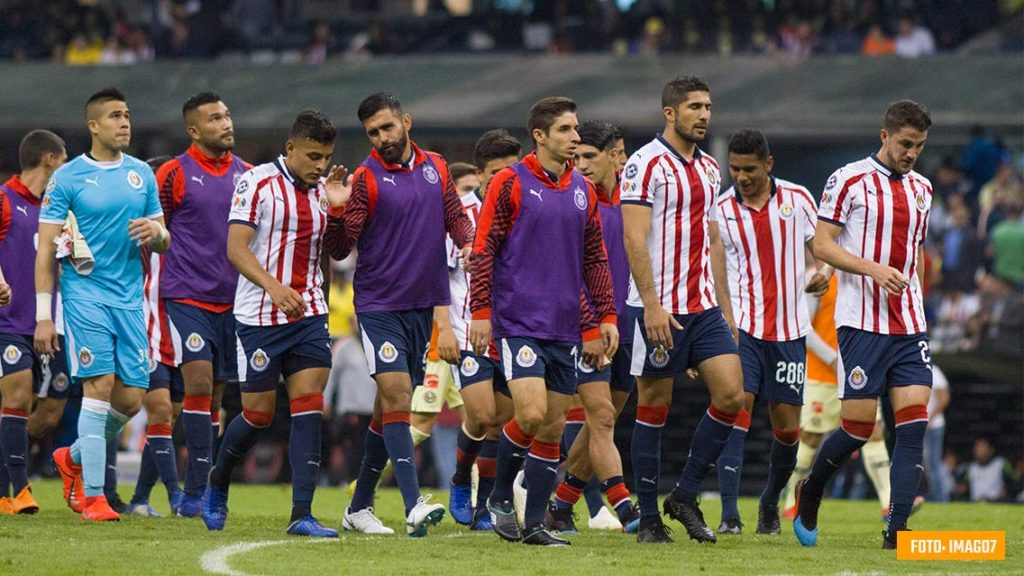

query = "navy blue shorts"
[165,300,238,381]
[235,315,332,393]
[357,308,432,385]
[628,306,738,377]
[453,350,510,398]
[578,345,636,394]
[738,331,805,406]
[500,336,577,396]
[837,328,933,400]
[1,333,77,399]
[149,361,185,403]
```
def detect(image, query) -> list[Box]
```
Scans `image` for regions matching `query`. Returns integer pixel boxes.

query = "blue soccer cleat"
[169,492,185,516]
[792,479,820,547]
[176,494,202,518]
[287,515,339,538]
[449,481,473,525]
[793,516,818,547]
[201,485,229,531]
[470,508,493,531]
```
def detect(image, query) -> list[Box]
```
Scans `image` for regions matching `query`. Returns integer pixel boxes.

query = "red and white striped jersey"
[716,178,817,341]
[620,135,720,315]
[143,251,176,366]
[447,192,482,350]
[818,155,931,335]
[227,157,329,327]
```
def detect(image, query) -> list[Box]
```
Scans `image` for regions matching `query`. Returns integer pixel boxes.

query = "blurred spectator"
[820,3,861,54]
[894,13,936,58]
[776,17,818,58]
[924,366,951,501]
[861,23,895,56]
[978,162,1024,239]
[963,437,1019,502]
[65,32,103,65]
[962,126,1005,199]
[988,200,1024,285]
[967,274,1024,357]
[305,21,333,65]
[940,197,985,292]
[932,289,981,352]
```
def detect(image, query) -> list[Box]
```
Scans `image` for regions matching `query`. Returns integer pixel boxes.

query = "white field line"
[200,539,333,576]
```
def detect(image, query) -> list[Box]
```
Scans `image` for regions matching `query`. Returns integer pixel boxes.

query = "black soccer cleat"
[756,504,781,535]
[521,523,571,547]
[883,525,910,550]
[545,501,579,534]
[637,517,675,544]
[487,497,522,542]
[663,492,716,543]
[717,517,743,535]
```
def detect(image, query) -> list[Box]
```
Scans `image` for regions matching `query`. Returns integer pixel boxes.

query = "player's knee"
[717,391,745,414]
[146,402,174,425]
[586,403,616,434]
[465,408,495,436]
[516,408,545,433]
[1,390,32,411]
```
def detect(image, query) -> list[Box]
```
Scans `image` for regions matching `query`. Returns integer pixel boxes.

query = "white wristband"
[36,292,53,322]
[149,223,168,248]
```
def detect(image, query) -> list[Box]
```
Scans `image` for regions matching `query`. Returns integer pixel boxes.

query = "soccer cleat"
[522,523,571,546]
[487,496,522,542]
[618,502,641,534]
[53,447,85,513]
[470,507,493,531]
[126,499,164,518]
[883,526,909,550]
[106,493,128,514]
[717,517,743,535]
[169,491,185,515]
[176,494,202,518]
[637,517,675,544]
[663,493,716,543]
[81,495,120,521]
[545,501,578,534]
[512,469,527,526]
[588,506,624,531]
[756,504,781,535]
[11,485,39,514]
[287,515,339,538]
[792,478,820,547]
[201,485,229,531]
[449,480,473,525]
[0,497,14,515]
[342,506,395,534]
[406,494,446,537]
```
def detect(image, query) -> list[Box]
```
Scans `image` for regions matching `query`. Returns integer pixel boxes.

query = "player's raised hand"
[870,263,909,296]
[437,322,460,365]
[644,304,682,349]
[324,165,352,208]
[0,283,10,307]
[469,318,491,356]
[34,319,59,356]
[268,282,307,319]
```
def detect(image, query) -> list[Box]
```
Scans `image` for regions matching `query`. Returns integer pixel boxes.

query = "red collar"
[595,174,620,205]
[369,142,428,172]
[522,152,576,189]
[186,144,235,176]
[3,175,40,206]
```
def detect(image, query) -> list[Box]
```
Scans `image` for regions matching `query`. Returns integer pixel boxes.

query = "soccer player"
[620,76,745,544]
[470,97,619,546]
[37,87,170,521]
[0,130,68,515]
[793,100,934,549]
[612,126,627,173]
[709,129,826,535]
[202,109,348,537]
[153,92,251,516]
[338,93,472,537]
[447,130,520,531]
[548,121,640,534]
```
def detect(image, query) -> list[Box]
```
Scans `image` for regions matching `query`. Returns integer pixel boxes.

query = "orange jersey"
[806,275,838,385]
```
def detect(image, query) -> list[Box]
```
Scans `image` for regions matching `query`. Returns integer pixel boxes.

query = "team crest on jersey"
[250,348,269,371]
[573,187,588,211]
[236,179,250,195]
[704,166,719,188]
[378,341,398,364]
[423,165,439,185]
[319,195,330,213]
[576,356,594,374]
[779,202,794,219]
[648,345,670,369]
[186,333,205,353]
[53,373,69,392]
[460,356,479,377]
[423,390,438,404]
[915,193,927,212]
[625,164,639,179]
[127,170,144,190]
[42,193,52,208]
[79,347,94,368]
[848,366,868,390]
[516,345,536,368]
[3,345,21,365]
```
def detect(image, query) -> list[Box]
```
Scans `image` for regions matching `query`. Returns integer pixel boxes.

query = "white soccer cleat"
[342,506,395,534]
[588,506,623,531]
[406,494,446,537]
[513,469,527,525]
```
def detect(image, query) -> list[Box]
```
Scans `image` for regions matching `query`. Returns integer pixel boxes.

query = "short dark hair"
[85,87,126,119]
[357,92,403,123]
[450,162,477,182]
[611,124,623,142]
[19,130,65,170]
[883,100,932,133]
[662,75,710,109]
[527,97,576,140]
[578,121,616,151]
[182,91,223,118]
[289,109,336,144]
[145,155,173,172]
[473,129,522,170]
[728,129,771,160]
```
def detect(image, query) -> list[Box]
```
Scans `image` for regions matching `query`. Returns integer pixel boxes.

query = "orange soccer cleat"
[11,484,39,514]
[53,447,85,513]
[81,495,121,522]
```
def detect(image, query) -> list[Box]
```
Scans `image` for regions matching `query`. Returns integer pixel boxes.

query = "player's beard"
[204,134,235,156]
[673,118,706,144]
[377,130,409,165]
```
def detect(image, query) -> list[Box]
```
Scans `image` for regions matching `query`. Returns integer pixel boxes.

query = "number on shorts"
[918,341,931,364]
[775,361,805,385]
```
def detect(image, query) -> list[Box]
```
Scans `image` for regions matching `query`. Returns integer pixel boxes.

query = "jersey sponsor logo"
[236,179,250,195]
[624,163,639,179]
[576,356,595,374]
[574,186,587,211]
[84,177,100,188]
[250,348,269,371]
[460,355,479,377]
[79,347,94,368]
[52,373,69,392]
[378,341,398,363]
[529,188,543,201]
[127,170,144,190]
[3,344,22,365]
[422,165,439,185]
[424,373,440,388]
[648,345,670,369]
[779,202,794,219]
[46,177,57,194]
[232,195,247,209]
[16,205,28,217]
[381,175,396,186]
[185,332,205,353]
[516,345,536,368]
[191,175,205,186]
[621,180,636,194]
[848,366,868,390]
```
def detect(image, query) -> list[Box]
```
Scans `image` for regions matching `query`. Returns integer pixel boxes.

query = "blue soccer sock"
[146,423,181,498]
[674,405,738,501]
[716,409,750,520]
[350,419,388,512]
[132,442,159,502]
[583,478,605,518]
[0,408,29,494]
[803,418,873,508]
[632,404,667,518]
[888,406,928,533]
[381,411,420,515]
[289,394,323,522]
[209,409,272,492]
[760,428,800,507]
[182,394,213,497]
[102,407,130,500]
[523,439,560,527]
[475,438,498,512]
[491,419,533,503]
[452,424,484,485]
[77,398,110,498]
[210,411,221,465]
[560,407,585,459]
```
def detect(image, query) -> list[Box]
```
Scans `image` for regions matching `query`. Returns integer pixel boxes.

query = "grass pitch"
[1,480,1018,575]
